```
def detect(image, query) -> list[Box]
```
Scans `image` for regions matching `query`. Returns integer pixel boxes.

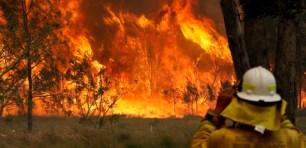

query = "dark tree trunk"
[274,0,301,124]
[220,0,250,79]
[244,18,270,69]
[27,48,33,132]
[21,0,33,132]
[297,25,303,110]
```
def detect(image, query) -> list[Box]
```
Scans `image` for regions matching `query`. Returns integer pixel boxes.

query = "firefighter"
[191,66,306,148]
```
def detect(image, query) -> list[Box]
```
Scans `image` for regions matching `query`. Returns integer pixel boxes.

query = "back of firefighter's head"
[237,66,281,103]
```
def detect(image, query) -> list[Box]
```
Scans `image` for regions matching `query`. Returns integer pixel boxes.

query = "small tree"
[162,72,182,117]
[64,59,127,127]
[183,79,199,115]
[0,0,61,132]
[163,87,181,117]
[0,0,64,132]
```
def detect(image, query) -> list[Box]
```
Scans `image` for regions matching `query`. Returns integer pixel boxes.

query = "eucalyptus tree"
[0,0,64,132]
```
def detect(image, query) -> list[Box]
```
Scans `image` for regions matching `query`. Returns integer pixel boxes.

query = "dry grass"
[0,115,305,148]
[0,115,201,148]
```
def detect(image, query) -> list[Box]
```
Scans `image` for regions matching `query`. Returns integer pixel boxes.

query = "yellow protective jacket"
[191,121,306,148]
[191,98,306,148]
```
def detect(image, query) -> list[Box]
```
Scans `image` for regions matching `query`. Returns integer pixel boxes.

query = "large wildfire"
[54,0,234,117]
[0,0,305,117]
[3,0,304,118]
[0,0,249,117]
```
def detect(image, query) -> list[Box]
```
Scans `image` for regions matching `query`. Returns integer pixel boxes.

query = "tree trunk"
[220,0,250,79]
[173,98,176,117]
[274,2,300,124]
[0,105,4,117]
[297,26,303,110]
[244,18,270,69]
[191,98,194,115]
[21,0,33,132]
[27,48,33,132]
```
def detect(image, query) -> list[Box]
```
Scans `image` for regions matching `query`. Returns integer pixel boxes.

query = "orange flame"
[4,0,238,118]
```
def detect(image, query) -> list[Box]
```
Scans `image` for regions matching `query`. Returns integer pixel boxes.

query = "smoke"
[196,0,226,36]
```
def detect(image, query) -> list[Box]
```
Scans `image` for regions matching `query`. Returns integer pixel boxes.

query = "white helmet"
[237,66,281,102]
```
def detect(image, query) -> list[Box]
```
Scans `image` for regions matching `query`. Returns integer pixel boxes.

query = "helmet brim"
[237,91,281,102]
